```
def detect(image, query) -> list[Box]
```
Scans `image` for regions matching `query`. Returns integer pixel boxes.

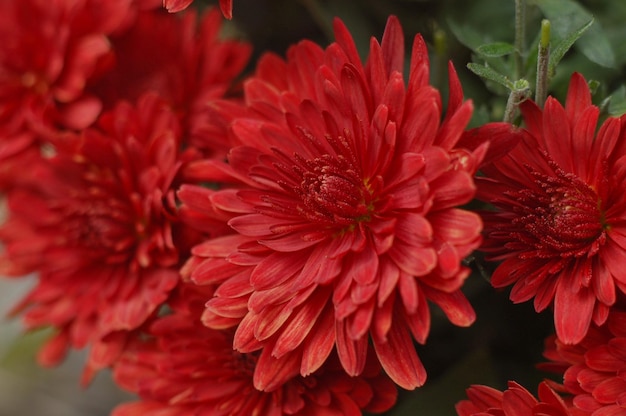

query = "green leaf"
[476,42,516,57]
[548,18,594,75]
[608,85,626,116]
[467,63,515,90]
[446,18,489,51]
[532,0,616,68]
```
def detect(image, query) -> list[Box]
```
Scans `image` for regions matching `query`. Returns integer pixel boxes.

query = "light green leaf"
[476,42,516,57]
[608,85,626,116]
[548,18,594,75]
[532,0,616,68]
[447,18,488,51]
[467,63,515,90]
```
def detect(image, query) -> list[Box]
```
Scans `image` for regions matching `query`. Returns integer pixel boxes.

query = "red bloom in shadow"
[112,284,397,416]
[179,16,487,390]
[0,94,201,380]
[541,310,626,416]
[456,381,584,416]
[0,0,133,132]
[87,6,250,152]
[478,72,626,344]
[0,0,134,189]
[0,2,249,190]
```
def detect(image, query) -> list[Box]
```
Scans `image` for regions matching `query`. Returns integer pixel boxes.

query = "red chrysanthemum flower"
[178,16,491,390]
[0,94,202,380]
[112,284,397,416]
[478,72,626,345]
[87,6,250,151]
[455,381,583,416]
[541,310,626,416]
[0,0,133,132]
[164,0,233,19]
[0,0,137,190]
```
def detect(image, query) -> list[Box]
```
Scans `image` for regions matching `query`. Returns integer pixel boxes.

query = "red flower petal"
[373,322,426,390]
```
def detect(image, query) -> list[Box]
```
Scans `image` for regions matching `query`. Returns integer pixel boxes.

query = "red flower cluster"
[14,1,626,415]
[1,0,500,411]
[456,72,626,416]
[0,0,250,383]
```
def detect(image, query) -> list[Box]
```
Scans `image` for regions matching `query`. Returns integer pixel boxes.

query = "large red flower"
[0,94,201,380]
[179,16,490,390]
[478,72,626,345]
[456,381,583,416]
[112,284,397,416]
[541,310,626,416]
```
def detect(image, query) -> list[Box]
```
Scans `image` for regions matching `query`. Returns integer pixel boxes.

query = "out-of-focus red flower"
[112,284,397,416]
[0,2,249,190]
[0,0,133,132]
[179,15,489,390]
[0,94,201,381]
[87,6,250,153]
[541,310,626,416]
[0,0,136,190]
[164,0,233,19]
[456,381,584,416]
[478,72,626,345]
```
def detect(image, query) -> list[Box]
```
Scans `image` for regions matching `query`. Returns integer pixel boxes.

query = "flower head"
[179,16,486,390]
[478,72,626,344]
[456,381,582,416]
[0,0,133,132]
[0,94,200,380]
[87,6,250,148]
[541,310,626,416]
[112,284,397,416]
[0,0,135,190]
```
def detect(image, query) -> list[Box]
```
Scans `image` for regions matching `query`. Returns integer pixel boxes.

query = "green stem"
[535,19,551,107]
[504,81,530,124]
[514,0,526,79]
[432,27,447,93]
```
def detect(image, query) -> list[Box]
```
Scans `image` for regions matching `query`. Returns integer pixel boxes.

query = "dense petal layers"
[86,6,250,150]
[0,0,251,377]
[0,0,133,131]
[0,95,200,377]
[456,381,582,416]
[180,15,488,390]
[0,0,134,190]
[0,2,250,191]
[541,310,626,416]
[112,285,397,416]
[478,72,626,344]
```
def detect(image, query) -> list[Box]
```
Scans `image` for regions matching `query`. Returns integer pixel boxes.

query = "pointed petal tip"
[219,0,233,19]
